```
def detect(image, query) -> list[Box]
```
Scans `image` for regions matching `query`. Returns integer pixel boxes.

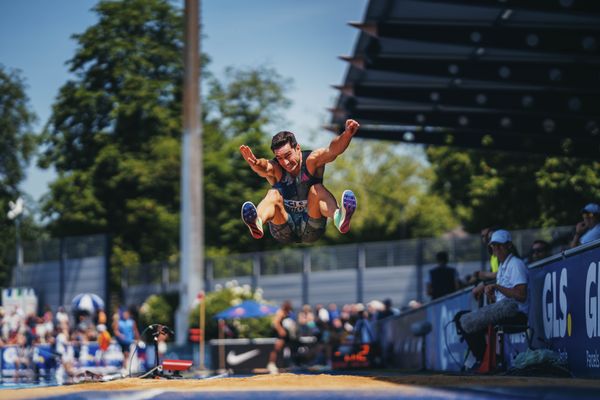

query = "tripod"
[139,324,174,379]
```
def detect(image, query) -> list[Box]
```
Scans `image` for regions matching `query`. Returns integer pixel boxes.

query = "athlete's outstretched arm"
[240,145,280,181]
[307,119,360,169]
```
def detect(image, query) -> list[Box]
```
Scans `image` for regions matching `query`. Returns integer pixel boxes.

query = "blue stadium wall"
[378,239,600,377]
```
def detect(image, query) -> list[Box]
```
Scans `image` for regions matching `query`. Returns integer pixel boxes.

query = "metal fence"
[123,226,574,306]
[7,234,110,313]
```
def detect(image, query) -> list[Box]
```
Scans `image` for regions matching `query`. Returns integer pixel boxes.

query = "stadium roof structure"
[329,0,600,158]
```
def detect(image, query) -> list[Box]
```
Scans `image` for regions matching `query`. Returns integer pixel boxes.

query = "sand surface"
[3,373,600,399]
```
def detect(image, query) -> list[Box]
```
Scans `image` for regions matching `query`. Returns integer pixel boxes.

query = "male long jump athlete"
[239,119,359,243]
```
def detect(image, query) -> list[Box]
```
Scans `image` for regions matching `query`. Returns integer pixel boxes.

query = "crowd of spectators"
[1,202,598,377]
[425,201,600,303]
[0,303,142,381]
[263,298,408,372]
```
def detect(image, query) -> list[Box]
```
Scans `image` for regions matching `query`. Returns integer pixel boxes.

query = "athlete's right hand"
[240,145,258,166]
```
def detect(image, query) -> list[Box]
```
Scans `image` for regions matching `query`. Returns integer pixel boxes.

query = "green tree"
[189,281,273,340]
[426,146,599,231]
[37,0,295,292]
[536,157,600,226]
[38,0,184,289]
[0,65,37,286]
[324,141,457,242]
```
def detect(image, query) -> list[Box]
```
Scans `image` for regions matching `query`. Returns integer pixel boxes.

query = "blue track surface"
[29,386,600,400]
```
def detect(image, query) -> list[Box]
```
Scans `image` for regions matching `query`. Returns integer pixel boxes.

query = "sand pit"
[3,372,600,399]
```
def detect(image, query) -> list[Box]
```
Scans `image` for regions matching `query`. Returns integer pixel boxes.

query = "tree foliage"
[323,141,457,242]
[0,65,37,286]
[188,281,273,340]
[38,0,184,288]
[426,146,599,231]
[37,0,293,291]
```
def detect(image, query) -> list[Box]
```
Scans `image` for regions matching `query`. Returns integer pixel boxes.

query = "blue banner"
[32,344,58,373]
[425,289,477,371]
[529,242,600,377]
[1,345,31,377]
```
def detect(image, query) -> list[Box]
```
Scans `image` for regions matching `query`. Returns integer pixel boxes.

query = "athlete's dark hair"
[271,131,297,151]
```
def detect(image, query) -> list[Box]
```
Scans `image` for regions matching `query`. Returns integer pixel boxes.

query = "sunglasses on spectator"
[532,247,546,253]
[582,212,595,217]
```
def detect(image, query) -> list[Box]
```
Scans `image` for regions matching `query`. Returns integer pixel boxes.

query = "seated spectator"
[526,240,550,265]
[376,299,399,320]
[297,304,317,336]
[315,304,330,325]
[327,303,340,322]
[454,229,528,366]
[570,203,600,248]
[427,251,460,300]
[478,227,499,280]
[352,310,375,345]
[471,230,521,301]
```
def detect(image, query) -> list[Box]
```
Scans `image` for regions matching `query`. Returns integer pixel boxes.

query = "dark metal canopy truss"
[330,0,600,158]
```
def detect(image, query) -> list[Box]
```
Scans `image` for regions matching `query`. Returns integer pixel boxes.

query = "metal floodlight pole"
[176,0,204,346]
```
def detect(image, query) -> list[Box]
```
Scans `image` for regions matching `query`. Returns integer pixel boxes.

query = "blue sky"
[0,0,367,203]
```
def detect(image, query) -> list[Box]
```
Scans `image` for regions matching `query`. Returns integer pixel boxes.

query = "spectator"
[267,300,293,374]
[96,307,107,326]
[471,229,521,301]
[112,309,140,372]
[327,303,340,323]
[315,304,330,325]
[367,300,384,317]
[297,304,317,337]
[454,229,528,366]
[471,227,499,283]
[97,324,111,350]
[55,306,69,329]
[427,251,460,300]
[352,310,375,345]
[570,203,600,248]
[526,240,550,265]
[376,299,398,320]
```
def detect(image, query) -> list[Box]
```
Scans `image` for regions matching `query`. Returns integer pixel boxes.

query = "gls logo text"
[585,261,600,338]
[542,268,569,338]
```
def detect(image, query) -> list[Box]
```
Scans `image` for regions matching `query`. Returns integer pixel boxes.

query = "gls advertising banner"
[425,289,477,371]
[529,243,600,377]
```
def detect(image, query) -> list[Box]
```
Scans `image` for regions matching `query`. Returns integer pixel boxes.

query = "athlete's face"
[273,143,301,174]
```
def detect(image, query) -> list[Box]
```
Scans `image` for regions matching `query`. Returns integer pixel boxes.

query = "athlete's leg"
[307,184,337,219]
[242,190,288,239]
[307,184,356,235]
[333,190,357,234]
[257,189,288,225]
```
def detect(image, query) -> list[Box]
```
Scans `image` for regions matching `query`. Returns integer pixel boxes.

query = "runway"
[3,373,600,400]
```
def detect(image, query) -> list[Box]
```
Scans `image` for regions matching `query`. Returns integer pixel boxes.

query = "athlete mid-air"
[239,119,360,244]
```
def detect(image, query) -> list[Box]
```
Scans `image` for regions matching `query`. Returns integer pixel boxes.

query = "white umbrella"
[71,293,105,313]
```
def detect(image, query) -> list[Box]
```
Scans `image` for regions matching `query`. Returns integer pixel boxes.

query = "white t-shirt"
[581,224,600,245]
[495,254,529,314]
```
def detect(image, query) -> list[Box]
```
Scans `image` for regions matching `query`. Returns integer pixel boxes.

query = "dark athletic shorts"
[268,211,326,244]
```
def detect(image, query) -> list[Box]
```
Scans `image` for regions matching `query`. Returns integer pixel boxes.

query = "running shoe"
[333,190,357,234]
[241,201,264,239]
[267,361,279,375]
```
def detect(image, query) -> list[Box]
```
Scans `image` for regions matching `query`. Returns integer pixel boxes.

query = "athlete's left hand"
[345,119,360,136]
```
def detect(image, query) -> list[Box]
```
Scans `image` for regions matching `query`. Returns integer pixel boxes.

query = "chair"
[477,323,531,373]
[495,323,532,371]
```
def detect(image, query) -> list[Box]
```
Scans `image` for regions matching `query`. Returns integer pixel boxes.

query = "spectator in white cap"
[453,229,528,367]
[570,203,600,248]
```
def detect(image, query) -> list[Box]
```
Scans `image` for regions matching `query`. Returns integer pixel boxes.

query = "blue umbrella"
[214,300,278,319]
[72,293,105,314]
